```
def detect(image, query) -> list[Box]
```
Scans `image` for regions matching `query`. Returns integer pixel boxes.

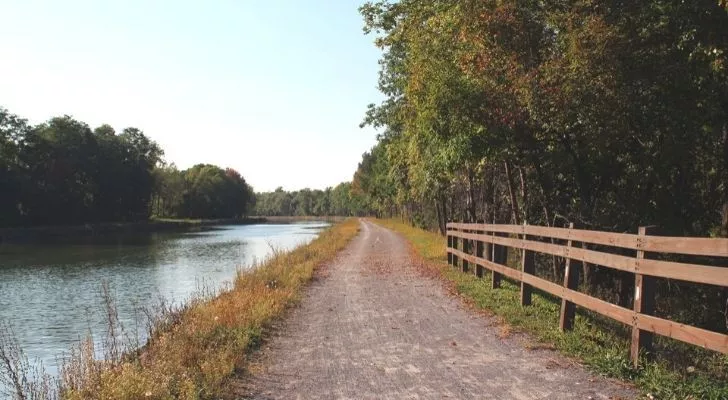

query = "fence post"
[447,232,453,266]
[462,221,470,273]
[492,231,503,289]
[446,220,453,266]
[520,224,535,306]
[452,224,459,269]
[631,225,657,366]
[484,223,492,275]
[475,220,485,278]
[560,223,579,331]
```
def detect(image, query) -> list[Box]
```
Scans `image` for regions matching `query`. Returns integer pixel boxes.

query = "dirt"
[233,220,636,399]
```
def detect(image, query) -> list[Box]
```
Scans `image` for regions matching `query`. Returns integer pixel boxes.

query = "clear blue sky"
[0,0,382,192]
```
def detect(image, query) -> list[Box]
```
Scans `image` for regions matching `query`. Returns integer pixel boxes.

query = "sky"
[0,0,383,192]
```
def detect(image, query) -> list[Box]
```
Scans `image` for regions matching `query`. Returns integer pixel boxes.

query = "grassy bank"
[58,218,359,399]
[374,219,728,400]
[253,215,347,223]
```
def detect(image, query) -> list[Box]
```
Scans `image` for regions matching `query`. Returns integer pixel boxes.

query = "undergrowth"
[374,218,728,400]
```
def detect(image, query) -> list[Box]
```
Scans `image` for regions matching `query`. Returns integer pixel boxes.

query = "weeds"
[374,218,728,400]
[0,323,57,400]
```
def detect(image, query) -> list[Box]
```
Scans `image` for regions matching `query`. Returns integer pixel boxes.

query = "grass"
[373,218,728,400]
[57,218,359,399]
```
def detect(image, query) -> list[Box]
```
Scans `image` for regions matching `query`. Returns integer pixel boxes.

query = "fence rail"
[445,222,728,365]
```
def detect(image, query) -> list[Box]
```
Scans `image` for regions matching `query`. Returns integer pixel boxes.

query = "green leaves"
[0,107,254,226]
[165,164,254,219]
[358,0,728,235]
[252,183,362,217]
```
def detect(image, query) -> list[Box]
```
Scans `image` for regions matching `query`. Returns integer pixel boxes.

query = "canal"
[0,222,327,378]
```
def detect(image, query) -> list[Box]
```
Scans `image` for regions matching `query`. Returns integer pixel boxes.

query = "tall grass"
[374,218,728,400]
[0,323,57,399]
[1,219,359,399]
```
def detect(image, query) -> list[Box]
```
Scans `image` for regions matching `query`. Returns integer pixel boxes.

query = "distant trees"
[0,108,27,227]
[151,164,255,219]
[0,107,255,226]
[253,183,364,217]
[0,108,164,226]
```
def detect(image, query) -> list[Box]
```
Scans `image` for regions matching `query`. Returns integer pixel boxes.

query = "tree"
[0,108,28,226]
[0,107,196,226]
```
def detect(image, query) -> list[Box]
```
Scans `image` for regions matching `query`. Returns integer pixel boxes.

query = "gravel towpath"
[236,220,635,399]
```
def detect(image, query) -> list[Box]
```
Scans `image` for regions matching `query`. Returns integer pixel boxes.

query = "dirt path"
[235,220,636,399]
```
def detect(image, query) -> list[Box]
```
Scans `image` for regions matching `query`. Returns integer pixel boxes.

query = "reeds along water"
[0,322,58,400]
[0,280,196,400]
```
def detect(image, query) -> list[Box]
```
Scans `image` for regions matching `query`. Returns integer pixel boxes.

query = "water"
[0,222,327,377]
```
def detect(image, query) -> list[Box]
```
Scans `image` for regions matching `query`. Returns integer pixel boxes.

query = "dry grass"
[58,218,359,400]
[498,324,513,339]
[0,323,58,399]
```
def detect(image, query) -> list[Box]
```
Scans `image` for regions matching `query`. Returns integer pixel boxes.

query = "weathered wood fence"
[446,222,728,366]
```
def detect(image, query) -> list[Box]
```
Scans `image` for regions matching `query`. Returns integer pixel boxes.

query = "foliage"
[0,107,165,226]
[152,164,254,219]
[359,0,728,232]
[357,0,728,236]
[253,183,366,217]
[0,107,255,226]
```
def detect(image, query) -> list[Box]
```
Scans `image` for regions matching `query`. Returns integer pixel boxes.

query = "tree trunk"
[466,168,477,223]
[483,165,495,224]
[543,205,561,280]
[492,169,500,224]
[436,194,446,235]
[617,269,632,308]
[722,201,728,331]
[504,160,521,225]
[582,245,595,294]
[519,166,529,223]
[723,120,728,236]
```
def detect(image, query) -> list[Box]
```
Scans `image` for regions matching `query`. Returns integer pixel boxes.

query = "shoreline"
[0,215,348,243]
[56,219,360,398]
[0,217,264,242]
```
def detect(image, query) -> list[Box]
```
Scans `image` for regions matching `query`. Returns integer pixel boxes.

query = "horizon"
[0,0,382,192]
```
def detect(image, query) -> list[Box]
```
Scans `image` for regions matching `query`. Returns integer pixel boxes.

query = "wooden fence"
[446,222,728,365]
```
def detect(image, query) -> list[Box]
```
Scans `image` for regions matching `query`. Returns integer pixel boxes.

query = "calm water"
[0,222,327,377]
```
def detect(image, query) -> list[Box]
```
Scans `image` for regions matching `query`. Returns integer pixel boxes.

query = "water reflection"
[0,222,327,376]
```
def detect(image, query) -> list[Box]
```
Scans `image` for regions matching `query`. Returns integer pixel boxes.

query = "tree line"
[253,183,364,217]
[152,164,254,220]
[0,107,254,226]
[352,1,728,332]
[355,0,728,237]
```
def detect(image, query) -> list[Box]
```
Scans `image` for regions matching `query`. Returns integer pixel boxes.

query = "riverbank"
[256,215,347,223]
[50,218,359,399]
[0,216,347,243]
[373,219,728,399]
[0,218,261,242]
